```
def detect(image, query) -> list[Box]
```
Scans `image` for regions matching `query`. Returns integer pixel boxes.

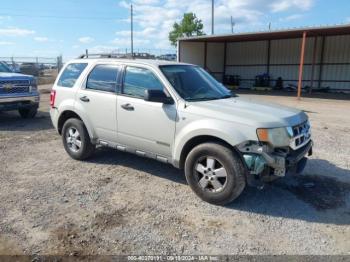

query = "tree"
[169,13,205,47]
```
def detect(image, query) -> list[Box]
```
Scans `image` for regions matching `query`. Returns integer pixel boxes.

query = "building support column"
[222,41,227,83]
[318,36,326,89]
[297,31,307,99]
[309,36,318,94]
[266,39,271,75]
[204,41,207,70]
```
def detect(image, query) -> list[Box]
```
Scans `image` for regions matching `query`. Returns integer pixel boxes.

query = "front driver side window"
[123,66,163,98]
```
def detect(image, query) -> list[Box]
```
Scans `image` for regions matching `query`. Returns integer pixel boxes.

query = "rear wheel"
[19,107,37,118]
[184,142,246,205]
[62,118,95,160]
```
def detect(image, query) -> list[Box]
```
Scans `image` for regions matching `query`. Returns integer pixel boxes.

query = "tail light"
[50,90,56,108]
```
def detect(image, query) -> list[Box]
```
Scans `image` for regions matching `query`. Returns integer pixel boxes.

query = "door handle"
[121,103,134,111]
[80,96,90,102]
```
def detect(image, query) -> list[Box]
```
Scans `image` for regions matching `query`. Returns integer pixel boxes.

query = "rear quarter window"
[57,63,88,88]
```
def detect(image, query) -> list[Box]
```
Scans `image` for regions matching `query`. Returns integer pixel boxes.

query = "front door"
[116,66,176,157]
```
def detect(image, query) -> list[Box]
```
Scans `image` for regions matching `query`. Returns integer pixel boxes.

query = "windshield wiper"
[185,92,237,102]
[186,97,220,101]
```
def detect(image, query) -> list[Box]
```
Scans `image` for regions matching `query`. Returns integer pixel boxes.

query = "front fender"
[173,118,257,165]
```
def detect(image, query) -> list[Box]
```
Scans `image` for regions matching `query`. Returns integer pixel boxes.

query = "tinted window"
[123,67,163,98]
[86,65,120,92]
[57,63,88,88]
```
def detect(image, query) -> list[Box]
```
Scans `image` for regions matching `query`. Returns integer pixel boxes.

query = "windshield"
[0,62,11,73]
[160,65,234,101]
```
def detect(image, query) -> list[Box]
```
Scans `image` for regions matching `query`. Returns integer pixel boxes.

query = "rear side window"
[57,63,87,88]
[123,66,163,98]
[86,64,120,93]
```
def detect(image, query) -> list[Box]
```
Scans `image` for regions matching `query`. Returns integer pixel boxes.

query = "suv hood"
[0,72,33,80]
[186,97,307,128]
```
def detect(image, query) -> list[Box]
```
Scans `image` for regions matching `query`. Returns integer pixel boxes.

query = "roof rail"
[77,53,134,59]
[77,52,162,60]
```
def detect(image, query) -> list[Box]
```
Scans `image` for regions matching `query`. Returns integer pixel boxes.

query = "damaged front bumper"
[237,140,313,186]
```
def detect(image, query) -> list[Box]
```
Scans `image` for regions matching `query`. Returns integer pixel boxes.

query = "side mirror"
[144,89,174,104]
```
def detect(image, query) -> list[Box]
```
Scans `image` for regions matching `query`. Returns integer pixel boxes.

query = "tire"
[184,142,246,205]
[19,107,37,118]
[61,118,95,160]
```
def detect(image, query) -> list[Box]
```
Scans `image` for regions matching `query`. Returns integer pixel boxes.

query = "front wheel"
[185,142,246,205]
[62,118,95,160]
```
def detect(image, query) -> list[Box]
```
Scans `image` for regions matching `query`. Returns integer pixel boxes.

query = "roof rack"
[77,53,132,59]
[77,51,162,60]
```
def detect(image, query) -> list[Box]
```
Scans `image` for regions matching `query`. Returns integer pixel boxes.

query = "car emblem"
[3,83,13,90]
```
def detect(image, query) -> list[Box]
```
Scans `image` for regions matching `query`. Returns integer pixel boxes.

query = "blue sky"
[0,0,349,60]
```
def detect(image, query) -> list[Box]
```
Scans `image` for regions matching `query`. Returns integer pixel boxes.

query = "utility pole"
[211,0,214,35]
[130,4,134,58]
[230,16,235,34]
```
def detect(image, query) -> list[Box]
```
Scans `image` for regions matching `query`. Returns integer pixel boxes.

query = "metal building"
[177,25,350,97]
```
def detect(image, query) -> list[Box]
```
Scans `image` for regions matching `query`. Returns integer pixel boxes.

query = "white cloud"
[279,14,303,22]
[88,45,119,53]
[111,37,150,47]
[0,41,14,46]
[270,0,313,13]
[0,16,11,24]
[34,36,49,42]
[78,36,95,44]
[0,16,11,20]
[0,27,35,37]
[115,0,315,50]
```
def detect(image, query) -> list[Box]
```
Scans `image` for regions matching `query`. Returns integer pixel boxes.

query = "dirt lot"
[0,86,349,255]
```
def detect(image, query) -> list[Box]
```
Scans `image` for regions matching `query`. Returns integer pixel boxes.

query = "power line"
[0,13,124,21]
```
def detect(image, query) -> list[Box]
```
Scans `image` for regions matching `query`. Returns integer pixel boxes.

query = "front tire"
[19,107,37,118]
[185,142,246,205]
[62,118,95,160]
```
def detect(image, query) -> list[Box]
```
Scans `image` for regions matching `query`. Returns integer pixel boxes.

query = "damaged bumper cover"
[238,140,313,178]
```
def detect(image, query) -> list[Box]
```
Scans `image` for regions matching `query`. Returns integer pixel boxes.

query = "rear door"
[75,64,121,142]
[116,65,177,157]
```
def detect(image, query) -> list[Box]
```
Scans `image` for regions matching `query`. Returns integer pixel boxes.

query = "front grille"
[0,86,30,94]
[290,121,311,150]
[0,80,30,95]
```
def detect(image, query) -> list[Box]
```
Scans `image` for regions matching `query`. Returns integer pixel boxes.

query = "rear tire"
[184,142,246,205]
[62,118,95,160]
[19,107,37,118]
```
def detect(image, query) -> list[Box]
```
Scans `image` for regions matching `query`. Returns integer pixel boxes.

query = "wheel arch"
[177,135,241,170]
[57,110,95,141]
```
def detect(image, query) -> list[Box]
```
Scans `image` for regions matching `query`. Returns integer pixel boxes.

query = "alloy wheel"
[194,156,228,193]
[66,127,82,152]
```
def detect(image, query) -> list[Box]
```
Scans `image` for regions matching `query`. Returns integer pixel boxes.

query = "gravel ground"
[0,86,349,255]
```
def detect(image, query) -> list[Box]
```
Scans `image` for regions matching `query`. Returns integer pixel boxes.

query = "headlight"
[30,78,37,92]
[256,127,292,147]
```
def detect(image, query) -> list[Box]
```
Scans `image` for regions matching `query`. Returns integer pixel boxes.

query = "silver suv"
[50,58,312,205]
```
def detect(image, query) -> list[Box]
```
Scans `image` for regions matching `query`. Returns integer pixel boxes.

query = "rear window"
[57,63,87,88]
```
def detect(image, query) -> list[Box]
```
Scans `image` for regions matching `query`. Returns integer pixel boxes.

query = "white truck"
[50,57,312,205]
